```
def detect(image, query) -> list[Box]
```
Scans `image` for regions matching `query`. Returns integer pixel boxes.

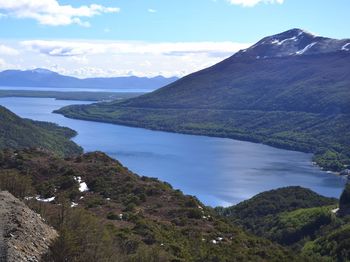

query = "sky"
[0,0,349,78]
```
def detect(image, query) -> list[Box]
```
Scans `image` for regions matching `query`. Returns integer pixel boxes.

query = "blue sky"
[0,0,348,77]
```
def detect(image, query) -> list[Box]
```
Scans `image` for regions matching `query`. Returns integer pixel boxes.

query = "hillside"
[1,148,349,261]
[55,29,350,172]
[0,105,82,157]
[216,186,350,261]
[0,68,178,90]
[0,148,295,262]
[215,187,338,244]
[0,191,57,261]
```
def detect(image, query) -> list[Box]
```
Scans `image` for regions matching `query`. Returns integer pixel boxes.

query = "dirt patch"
[0,191,57,262]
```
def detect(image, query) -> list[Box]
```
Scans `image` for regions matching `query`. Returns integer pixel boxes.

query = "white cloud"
[1,39,250,78]
[0,0,120,26]
[21,40,249,58]
[0,58,5,67]
[148,8,157,13]
[0,44,19,55]
[226,0,284,7]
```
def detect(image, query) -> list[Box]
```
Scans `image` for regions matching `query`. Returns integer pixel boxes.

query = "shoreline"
[54,108,349,180]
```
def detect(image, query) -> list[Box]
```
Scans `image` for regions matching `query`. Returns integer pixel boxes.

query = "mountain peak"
[29,68,56,74]
[277,28,315,38]
[236,28,350,59]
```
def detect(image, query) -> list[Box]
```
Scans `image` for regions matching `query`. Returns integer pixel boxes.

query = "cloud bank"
[21,40,248,57]
[0,0,119,26]
[0,40,250,78]
[0,44,19,56]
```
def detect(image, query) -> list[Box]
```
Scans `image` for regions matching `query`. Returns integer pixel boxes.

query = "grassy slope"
[0,106,82,157]
[56,53,350,171]
[0,149,295,261]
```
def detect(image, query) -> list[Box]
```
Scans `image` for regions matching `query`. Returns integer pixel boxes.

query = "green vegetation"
[0,149,295,261]
[0,105,82,157]
[55,53,350,172]
[217,185,350,261]
[1,148,349,260]
[302,223,350,261]
[0,90,144,101]
[215,187,337,244]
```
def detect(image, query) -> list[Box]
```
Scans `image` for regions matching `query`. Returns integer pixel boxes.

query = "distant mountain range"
[56,28,350,171]
[0,68,178,90]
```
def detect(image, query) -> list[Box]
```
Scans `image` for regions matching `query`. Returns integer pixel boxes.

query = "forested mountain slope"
[216,186,350,261]
[0,105,82,157]
[0,149,294,261]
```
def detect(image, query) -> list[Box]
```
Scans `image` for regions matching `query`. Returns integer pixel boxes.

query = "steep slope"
[0,191,57,262]
[0,149,295,261]
[0,68,178,90]
[0,106,82,157]
[56,28,350,171]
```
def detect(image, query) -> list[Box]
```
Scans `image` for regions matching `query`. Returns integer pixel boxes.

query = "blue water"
[0,97,346,206]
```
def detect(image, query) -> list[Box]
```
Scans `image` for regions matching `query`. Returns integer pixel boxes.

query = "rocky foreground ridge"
[0,191,57,262]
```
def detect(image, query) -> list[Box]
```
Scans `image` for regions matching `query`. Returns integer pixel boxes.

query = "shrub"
[0,170,34,198]
[187,209,202,219]
[106,212,120,220]
[38,181,55,198]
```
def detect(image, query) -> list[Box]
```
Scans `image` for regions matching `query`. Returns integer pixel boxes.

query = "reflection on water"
[0,97,346,206]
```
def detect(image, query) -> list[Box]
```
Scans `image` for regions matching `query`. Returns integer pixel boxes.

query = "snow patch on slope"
[296,42,318,55]
[342,43,350,51]
[74,176,89,192]
[273,36,298,46]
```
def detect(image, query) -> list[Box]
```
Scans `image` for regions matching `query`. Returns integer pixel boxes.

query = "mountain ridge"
[235,28,350,59]
[0,69,178,90]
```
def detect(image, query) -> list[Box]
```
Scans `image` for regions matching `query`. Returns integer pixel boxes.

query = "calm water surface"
[0,97,346,206]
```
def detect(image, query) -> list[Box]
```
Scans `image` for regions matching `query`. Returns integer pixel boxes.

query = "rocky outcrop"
[0,191,57,262]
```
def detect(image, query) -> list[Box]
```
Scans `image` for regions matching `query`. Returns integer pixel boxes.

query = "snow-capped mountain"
[110,28,350,115]
[235,28,350,59]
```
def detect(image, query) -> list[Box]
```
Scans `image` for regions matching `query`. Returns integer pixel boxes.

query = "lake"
[0,97,346,206]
